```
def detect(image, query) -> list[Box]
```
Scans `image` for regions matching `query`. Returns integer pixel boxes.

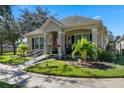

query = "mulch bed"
[68,61,113,70]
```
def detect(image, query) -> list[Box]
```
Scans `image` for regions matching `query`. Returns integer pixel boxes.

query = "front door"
[52,32,58,54]
[71,35,75,44]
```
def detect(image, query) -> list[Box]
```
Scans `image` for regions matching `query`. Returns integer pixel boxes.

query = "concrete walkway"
[0,63,124,88]
[16,55,49,70]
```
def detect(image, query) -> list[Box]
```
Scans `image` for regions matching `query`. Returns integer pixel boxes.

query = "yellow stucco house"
[25,16,109,58]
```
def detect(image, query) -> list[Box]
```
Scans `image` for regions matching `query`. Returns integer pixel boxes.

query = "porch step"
[27,49,43,57]
[16,55,50,70]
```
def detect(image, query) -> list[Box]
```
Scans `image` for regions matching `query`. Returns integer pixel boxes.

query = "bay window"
[39,37,44,49]
[33,37,44,49]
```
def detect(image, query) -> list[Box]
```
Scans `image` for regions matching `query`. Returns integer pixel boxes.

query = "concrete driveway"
[0,63,124,88]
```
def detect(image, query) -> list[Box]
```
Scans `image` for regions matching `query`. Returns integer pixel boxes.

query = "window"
[82,34,91,41]
[39,37,44,49]
[34,37,39,49]
[75,34,81,41]
[33,37,44,49]
[75,34,91,42]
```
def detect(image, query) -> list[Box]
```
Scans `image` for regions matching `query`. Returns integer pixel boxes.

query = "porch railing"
[27,49,43,57]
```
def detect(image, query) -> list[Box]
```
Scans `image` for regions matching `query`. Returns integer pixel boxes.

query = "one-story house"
[25,16,109,58]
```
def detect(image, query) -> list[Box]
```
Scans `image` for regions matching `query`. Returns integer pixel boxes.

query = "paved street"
[0,63,124,88]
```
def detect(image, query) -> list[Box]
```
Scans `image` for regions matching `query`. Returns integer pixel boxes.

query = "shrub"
[16,43,28,57]
[98,50,114,62]
[72,38,98,61]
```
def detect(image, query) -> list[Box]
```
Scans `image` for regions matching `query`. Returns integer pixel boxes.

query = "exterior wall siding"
[43,21,62,33]
[27,36,32,50]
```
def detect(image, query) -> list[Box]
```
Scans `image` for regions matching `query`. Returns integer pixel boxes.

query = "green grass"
[25,60,124,78]
[0,81,22,88]
[0,52,32,65]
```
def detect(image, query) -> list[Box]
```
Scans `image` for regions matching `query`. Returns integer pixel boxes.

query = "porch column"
[92,27,98,46]
[100,30,104,48]
[43,33,47,55]
[62,32,66,55]
[58,32,62,59]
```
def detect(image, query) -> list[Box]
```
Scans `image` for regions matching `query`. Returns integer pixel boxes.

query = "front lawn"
[0,81,22,88]
[0,52,32,65]
[25,60,124,78]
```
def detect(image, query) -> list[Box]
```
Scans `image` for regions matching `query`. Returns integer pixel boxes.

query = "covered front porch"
[29,31,65,58]
[43,31,65,58]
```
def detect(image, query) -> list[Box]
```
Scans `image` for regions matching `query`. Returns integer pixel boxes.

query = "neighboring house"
[25,16,109,58]
[116,35,124,53]
[2,44,13,52]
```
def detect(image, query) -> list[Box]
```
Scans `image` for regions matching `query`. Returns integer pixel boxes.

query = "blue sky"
[12,5,124,36]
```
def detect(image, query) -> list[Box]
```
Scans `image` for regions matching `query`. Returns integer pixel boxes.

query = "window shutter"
[90,34,92,41]
[32,38,34,50]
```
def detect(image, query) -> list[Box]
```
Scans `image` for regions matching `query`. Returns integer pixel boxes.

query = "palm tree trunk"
[12,42,16,55]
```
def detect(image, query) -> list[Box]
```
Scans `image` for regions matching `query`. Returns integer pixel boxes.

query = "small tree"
[16,43,28,57]
[0,5,12,55]
[0,28,7,55]
[72,38,98,62]
[0,6,22,55]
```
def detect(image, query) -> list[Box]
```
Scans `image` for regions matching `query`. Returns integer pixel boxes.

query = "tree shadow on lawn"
[3,52,13,55]
[45,64,73,73]
[62,65,73,72]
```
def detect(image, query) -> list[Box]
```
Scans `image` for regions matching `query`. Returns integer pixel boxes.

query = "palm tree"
[72,38,98,62]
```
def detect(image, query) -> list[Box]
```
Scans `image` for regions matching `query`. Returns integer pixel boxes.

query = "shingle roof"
[25,29,44,36]
[60,16,101,27]
[25,16,102,36]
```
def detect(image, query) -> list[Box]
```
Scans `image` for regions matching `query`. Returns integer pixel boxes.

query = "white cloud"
[93,16,102,20]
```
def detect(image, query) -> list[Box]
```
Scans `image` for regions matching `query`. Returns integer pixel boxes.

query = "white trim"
[58,31,62,58]
[92,28,98,45]
[33,36,44,50]
[64,26,97,32]
[50,18,64,27]
[74,33,91,42]
[40,18,63,31]
[43,33,47,54]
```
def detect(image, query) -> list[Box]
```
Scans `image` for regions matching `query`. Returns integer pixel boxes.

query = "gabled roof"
[40,17,64,30]
[60,16,102,28]
[25,29,44,36]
